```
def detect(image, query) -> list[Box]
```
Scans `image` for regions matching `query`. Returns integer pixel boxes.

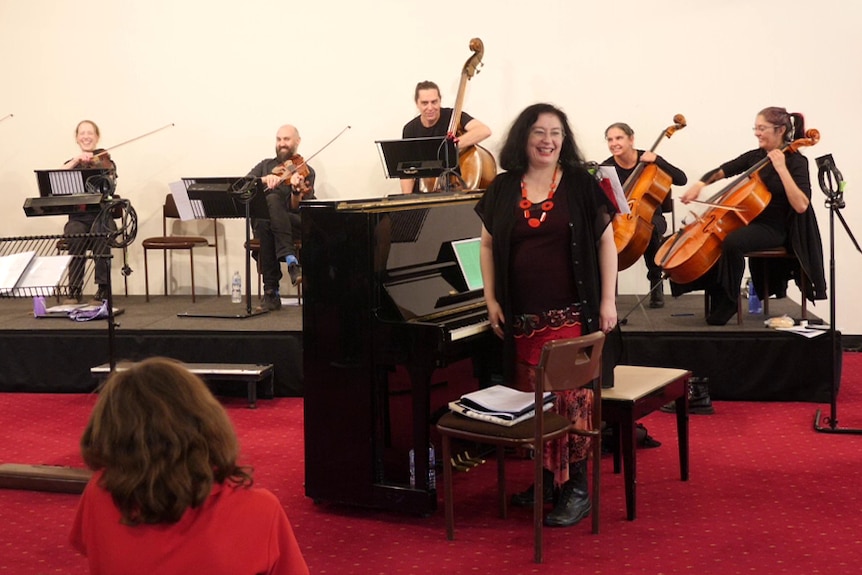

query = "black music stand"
[812,155,862,434]
[375,136,462,192]
[175,178,269,319]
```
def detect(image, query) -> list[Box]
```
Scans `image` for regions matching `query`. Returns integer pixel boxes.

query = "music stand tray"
[175,177,268,319]
[375,136,458,179]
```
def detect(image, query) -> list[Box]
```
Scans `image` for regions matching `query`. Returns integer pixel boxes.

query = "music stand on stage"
[174,177,269,319]
[375,136,462,192]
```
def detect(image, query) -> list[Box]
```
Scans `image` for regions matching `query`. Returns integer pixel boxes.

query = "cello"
[655,129,820,284]
[612,114,686,271]
[421,38,497,192]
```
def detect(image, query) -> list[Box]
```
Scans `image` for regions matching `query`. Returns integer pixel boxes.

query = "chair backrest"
[536,331,605,394]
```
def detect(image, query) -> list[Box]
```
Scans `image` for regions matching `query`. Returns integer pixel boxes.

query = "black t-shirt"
[401,108,475,139]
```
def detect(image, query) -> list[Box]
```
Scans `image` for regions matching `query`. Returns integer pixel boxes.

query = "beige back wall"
[1,0,859,333]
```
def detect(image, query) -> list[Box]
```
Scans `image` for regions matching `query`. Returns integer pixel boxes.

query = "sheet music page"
[169,180,195,221]
[13,255,73,296]
[598,166,630,215]
[0,251,37,292]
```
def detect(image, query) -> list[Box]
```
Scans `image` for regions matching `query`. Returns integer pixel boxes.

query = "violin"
[613,114,686,271]
[655,129,820,284]
[271,154,311,194]
[79,149,116,170]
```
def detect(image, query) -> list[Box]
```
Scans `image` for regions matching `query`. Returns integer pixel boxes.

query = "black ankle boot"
[649,281,665,308]
[511,468,555,507]
[706,291,738,325]
[661,377,714,415]
[544,460,590,527]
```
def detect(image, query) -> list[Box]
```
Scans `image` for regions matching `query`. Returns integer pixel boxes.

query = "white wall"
[1,0,859,332]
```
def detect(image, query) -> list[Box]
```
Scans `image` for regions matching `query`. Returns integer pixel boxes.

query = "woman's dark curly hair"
[498,103,586,174]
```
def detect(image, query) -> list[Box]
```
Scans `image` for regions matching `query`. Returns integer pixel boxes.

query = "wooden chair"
[436,331,605,563]
[703,246,808,324]
[142,194,219,303]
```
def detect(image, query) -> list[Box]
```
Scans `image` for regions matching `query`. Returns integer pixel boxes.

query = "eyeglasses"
[530,128,565,140]
[752,124,778,133]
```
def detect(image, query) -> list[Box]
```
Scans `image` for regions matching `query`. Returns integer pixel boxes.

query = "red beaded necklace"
[519,164,559,228]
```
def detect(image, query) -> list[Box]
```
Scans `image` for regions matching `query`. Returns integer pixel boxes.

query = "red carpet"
[2,353,861,574]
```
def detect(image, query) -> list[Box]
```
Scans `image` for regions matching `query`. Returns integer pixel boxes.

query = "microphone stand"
[813,154,862,434]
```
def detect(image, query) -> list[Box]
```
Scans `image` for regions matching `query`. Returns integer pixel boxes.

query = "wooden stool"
[703,247,808,325]
[602,365,691,520]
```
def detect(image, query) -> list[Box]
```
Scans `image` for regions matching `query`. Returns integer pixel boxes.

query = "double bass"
[421,38,497,192]
[655,129,820,284]
[612,114,686,271]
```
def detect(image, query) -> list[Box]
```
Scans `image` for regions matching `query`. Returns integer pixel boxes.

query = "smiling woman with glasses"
[672,106,827,325]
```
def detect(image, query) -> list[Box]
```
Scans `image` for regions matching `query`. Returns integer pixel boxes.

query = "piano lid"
[302,190,484,213]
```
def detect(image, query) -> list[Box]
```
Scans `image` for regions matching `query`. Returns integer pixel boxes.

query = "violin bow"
[0,114,12,124]
[93,123,175,159]
[271,125,352,186]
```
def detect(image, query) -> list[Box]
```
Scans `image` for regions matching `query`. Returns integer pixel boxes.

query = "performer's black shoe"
[511,469,556,507]
[706,292,738,325]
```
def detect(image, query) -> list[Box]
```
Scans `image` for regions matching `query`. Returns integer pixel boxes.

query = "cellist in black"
[603,122,687,307]
[676,107,826,325]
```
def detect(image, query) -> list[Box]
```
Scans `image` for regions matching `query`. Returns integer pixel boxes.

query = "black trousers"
[253,190,300,291]
[64,216,116,291]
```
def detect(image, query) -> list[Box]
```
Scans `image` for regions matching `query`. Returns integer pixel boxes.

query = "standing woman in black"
[476,103,617,527]
[677,106,826,325]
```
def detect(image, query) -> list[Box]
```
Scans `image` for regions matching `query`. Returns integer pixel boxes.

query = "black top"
[402,108,475,139]
[601,150,687,187]
[717,148,809,231]
[475,168,616,383]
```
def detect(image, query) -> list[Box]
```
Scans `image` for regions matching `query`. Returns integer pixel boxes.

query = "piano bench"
[91,362,275,409]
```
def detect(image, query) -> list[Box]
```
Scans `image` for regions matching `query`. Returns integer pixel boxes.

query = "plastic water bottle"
[231,271,242,303]
[747,278,762,315]
[409,443,436,490]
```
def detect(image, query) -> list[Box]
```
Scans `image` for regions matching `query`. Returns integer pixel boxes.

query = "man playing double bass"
[400,81,491,194]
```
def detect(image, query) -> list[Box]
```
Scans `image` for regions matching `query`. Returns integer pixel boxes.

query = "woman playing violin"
[603,122,687,308]
[61,120,117,303]
[677,107,826,325]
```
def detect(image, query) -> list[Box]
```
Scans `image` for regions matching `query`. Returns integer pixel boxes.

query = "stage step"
[91,362,275,408]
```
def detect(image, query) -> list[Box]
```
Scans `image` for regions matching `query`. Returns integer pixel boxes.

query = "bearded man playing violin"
[400,80,491,194]
[247,124,315,312]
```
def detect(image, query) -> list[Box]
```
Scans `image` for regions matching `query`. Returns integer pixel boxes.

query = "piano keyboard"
[449,318,491,341]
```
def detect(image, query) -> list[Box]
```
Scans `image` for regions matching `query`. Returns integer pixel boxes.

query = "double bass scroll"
[613,114,687,271]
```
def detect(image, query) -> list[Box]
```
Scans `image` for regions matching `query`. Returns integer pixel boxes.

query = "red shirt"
[70,471,309,575]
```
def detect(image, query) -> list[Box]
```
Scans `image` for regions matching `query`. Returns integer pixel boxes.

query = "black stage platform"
[0,295,303,397]
[0,293,837,402]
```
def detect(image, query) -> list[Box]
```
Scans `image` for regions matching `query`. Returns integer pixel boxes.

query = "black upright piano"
[302,192,497,515]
